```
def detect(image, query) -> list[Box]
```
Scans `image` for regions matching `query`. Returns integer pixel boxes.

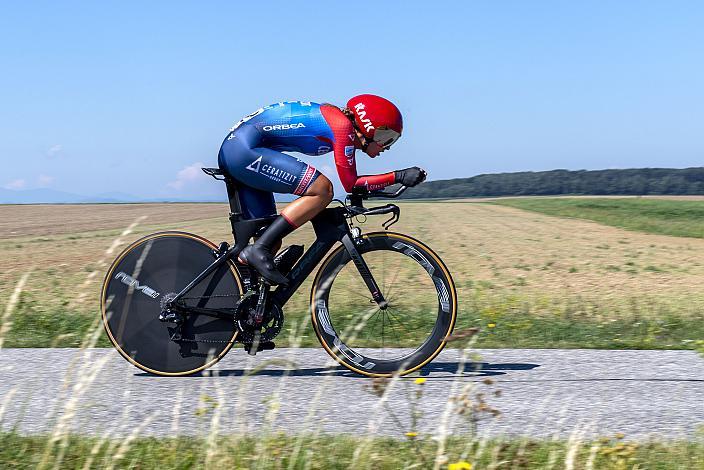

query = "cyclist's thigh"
[219,127,320,196]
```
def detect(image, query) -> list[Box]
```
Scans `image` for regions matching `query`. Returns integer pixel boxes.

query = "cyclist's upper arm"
[320,105,358,192]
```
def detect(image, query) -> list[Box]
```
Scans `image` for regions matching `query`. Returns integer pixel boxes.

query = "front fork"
[341,233,388,309]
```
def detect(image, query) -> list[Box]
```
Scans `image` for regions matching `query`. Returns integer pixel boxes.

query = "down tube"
[272,237,338,306]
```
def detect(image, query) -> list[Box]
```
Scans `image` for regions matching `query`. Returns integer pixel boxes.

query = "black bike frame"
[169,174,385,310]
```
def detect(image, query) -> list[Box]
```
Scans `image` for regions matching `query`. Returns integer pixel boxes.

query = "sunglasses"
[373,127,401,149]
[361,127,401,152]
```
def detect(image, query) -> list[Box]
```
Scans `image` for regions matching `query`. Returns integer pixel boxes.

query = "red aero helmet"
[346,94,403,146]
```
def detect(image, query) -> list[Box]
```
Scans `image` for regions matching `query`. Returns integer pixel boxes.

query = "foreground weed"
[0,271,31,349]
[597,433,639,469]
[70,215,147,309]
[696,340,704,358]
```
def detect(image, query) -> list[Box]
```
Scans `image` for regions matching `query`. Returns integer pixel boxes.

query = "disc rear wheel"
[101,231,243,376]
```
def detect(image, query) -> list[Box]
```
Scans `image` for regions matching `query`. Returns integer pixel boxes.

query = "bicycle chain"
[179,293,242,301]
[169,292,253,344]
[169,333,237,344]
[169,320,246,344]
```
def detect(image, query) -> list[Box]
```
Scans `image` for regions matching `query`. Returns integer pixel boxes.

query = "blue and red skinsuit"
[218,101,395,219]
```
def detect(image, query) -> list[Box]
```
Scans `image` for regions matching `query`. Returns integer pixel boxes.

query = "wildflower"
[448,461,472,470]
[415,377,426,385]
[405,432,418,439]
[487,323,496,328]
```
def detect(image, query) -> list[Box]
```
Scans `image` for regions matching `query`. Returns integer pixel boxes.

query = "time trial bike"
[101,168,457,377]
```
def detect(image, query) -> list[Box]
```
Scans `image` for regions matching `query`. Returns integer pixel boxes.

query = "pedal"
[244,341,275,355]
[274,244,304,275]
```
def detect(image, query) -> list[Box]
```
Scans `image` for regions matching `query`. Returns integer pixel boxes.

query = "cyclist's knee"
[306,175,333,204]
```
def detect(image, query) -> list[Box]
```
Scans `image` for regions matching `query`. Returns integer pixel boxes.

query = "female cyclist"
[218,94,426,285]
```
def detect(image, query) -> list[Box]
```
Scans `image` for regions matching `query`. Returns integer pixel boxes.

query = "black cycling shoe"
[239,244,289,286]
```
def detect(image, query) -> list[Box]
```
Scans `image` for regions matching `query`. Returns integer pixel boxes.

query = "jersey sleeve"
[320,104,396,193]
[353,172,396,191]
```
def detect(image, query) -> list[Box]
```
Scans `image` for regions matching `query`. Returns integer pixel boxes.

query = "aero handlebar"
[347,185,408,208]
[345,186,407,229]
[367,185,409,199]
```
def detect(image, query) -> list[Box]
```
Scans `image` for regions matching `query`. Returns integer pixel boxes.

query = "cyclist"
[218,94,426,285]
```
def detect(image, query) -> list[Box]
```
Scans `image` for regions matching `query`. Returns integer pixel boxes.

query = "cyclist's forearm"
[353,172,395,191]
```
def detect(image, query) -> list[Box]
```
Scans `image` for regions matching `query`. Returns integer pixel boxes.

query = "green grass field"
[1,199,704,350]
[491,197,704,238]
[3,431,702,469]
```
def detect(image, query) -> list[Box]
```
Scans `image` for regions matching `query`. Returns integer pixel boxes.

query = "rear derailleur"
[159,292,185,324]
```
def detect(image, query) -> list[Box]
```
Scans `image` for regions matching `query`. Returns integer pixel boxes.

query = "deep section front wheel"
[311,232,457,377]
[101,231,243,376]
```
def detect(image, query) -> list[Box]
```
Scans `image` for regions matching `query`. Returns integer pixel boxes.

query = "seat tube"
[225,177,244,242]
[340,234,388,308]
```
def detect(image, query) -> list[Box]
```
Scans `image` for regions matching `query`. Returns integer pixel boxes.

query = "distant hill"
[0,188,182,204]
[0,187,292,204]
[7,167,704,203]
[402,167,704,199]
[0,188,93,204]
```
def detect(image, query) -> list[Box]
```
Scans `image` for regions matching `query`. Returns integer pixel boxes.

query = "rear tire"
[101,231,243,376]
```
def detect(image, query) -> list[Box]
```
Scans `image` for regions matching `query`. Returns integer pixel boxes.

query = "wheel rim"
[313,233,456,375]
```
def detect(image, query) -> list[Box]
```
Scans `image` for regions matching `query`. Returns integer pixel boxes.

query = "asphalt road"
[1,347,703,440]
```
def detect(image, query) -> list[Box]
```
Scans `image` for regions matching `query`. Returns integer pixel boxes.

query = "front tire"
[310,232,457,377]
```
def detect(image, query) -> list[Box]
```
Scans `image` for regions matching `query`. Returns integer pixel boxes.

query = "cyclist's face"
[365,141,385,158]
[353,130,387,158]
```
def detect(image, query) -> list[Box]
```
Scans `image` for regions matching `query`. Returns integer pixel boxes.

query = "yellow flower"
[415,377,427,385]
[448,461,472,470]
[487,323,496,328]
[405,432,418,439]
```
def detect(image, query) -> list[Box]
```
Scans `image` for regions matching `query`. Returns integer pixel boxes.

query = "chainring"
[235,295,284,343]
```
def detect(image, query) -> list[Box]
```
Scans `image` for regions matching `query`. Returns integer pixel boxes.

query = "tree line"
[402,168,704,199]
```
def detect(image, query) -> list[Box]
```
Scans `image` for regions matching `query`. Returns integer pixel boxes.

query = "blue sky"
[1,1,703,200]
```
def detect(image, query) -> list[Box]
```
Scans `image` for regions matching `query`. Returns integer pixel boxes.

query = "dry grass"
[0,203,227,239]
[1,201,703,348]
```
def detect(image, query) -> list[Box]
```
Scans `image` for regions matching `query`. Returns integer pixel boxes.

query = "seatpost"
[225,177,245,242]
